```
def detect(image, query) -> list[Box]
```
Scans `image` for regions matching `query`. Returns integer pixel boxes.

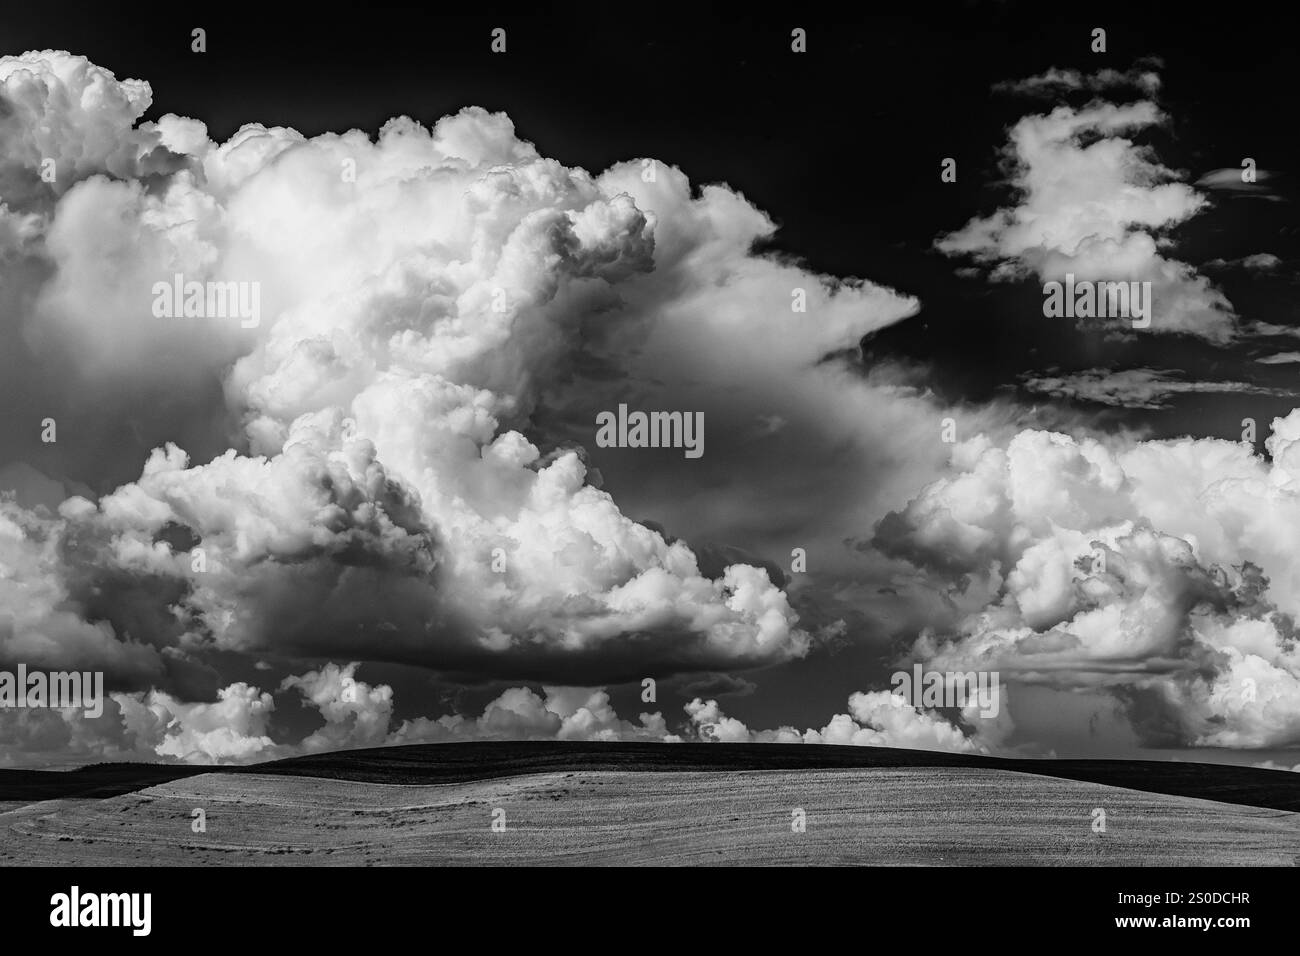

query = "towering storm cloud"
[1,51,852,688]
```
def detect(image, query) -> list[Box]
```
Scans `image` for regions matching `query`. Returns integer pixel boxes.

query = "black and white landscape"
[1,5,1300,871]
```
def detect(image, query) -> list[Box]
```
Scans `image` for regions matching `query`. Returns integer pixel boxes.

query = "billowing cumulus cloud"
[1,660,997,767]
[390,684,676,745]
[0,499,167,685]
[3,49,883,693]
[874,411,1300,750]
[938,69,1235,342]
[685,691,988,751]
[280,662,395,753]
[0,51,155,206]
[115,682,277,764]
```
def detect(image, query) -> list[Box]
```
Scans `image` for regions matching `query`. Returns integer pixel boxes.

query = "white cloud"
[0,51,155,206]
[937,87,1235,342]
[683,691,988,751]
[115,683,277,764]
[280,662,394,753]
[1204,253,1282,272]
[993,65,1162,97]
[0,661,992,766]
[874,412,1300,749]
[1019,367,1294,409]
[1196,167,1281,200]
[0,498,166,683]
[388,684,670,745]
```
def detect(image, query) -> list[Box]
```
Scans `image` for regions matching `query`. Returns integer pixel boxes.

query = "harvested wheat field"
[2,766,1296,866]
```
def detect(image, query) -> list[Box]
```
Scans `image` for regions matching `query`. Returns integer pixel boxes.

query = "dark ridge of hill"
[0,763,211,802]
[3,742,1298,812]
[251,741,1300,812]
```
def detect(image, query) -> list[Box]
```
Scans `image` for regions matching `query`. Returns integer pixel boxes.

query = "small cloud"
[1020,367,1296,410]
[1196,168,1282,201]
[1245,320,1300,339]
[1255,352,1300,365]
[1243,253,1282,271]
[1203,253,1282,272]
[994,65,1161,97]
[676,673,758,699]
